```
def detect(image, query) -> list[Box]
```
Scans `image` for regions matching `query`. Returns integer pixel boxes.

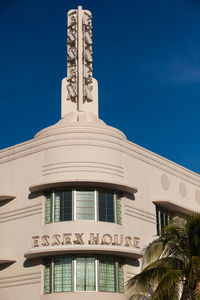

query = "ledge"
[153,200,194,215]
[29,179,137,194]
[0,194,16,202]
[0,258,16,264]
[24,245,142,260]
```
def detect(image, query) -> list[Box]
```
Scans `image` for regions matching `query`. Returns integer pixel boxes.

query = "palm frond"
[142,239,164,269]
[143,257,184,272]
[127,266,172,293]
[129,294,152,300]
[151,269,183,300]
[128,212,200,300]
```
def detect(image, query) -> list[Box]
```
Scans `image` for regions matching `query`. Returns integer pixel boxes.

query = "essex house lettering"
[32,233,141,248]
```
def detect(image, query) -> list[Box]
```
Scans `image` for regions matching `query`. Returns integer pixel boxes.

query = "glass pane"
[118,262,124,293]
[44,260,51,294]
[161,211,165,230]
[156,207,161,235]
[99,192,114,223]
[76,257,95,291]
[116,195,122,225]
[54,257,72,293]
[165,213,169,227]
[45,193,52,224]
[60,191,72,221]
[54,258,63,292]
[76,191,95,220]
[54,192,60,222]
[99,256,116,292]
[62,257,72,292]
[85,257,95,291]
[76,257,85,291]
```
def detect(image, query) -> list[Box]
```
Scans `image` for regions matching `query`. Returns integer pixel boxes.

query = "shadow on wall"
[23,258,43,268]
[0,261,15,271]
[28,192,43,200]
[123,193,135,201]
[0,199,12,207]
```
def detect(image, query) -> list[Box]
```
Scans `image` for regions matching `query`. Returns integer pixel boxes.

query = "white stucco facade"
[0,6,200,300]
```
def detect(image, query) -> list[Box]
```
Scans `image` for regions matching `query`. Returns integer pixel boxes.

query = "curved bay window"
[44,255,124,294]
[45,189,122,224]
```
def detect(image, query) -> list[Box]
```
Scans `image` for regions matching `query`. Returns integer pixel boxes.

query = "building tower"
[0,6,200,300]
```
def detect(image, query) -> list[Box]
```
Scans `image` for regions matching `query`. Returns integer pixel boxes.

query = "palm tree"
[127,213,200,300]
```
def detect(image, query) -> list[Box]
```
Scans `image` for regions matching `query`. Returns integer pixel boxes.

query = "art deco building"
[0,6,200,300]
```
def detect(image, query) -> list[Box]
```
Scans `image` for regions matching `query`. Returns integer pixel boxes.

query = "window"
[99,192,114,223]
[45,189,122,224]
[54,257,72,292]
[76,191,95,220]
[99,256,116,292]
[44,255,124,294]
[55,191,72,222]
[156,206,173,235]
[76,257,95,291]
[45,193,52,224]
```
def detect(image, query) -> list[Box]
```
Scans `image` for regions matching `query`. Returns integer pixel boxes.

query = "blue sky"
[0,0,200,173]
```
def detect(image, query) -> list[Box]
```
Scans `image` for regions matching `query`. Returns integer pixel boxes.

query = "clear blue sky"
[1,0,200,173]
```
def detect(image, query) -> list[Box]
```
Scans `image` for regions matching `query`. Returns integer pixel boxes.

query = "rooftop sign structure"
[61,6,98,117]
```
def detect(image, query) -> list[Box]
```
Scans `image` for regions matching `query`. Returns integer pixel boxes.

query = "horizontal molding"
[43,161,123,170]
[125,205,155,217]
[0,135,124,164]
[0,210,42,223]
[0,279,40,289]
[125,212,156,225]
[25,245,143,260]
[42,169,124,178]
[0,204,42,223]
[35,124,126,141]
[0,271,41,289]
[0,271,40,281]
[30,179,137,194]
[124,205,156,222]
[0,276,40,285]
[0,275,40,284]
[0,207,42,220]
[125,209,156,223]
[0,203,42,217]
[43,161,123,177]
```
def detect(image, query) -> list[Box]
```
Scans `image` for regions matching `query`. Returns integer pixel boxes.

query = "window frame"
[156,205,183,235]
[44,255,124,294]
[44,189,122,225]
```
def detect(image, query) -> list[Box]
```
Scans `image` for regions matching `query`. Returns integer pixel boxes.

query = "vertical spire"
[77,6,83,111]
[61,6,98,118]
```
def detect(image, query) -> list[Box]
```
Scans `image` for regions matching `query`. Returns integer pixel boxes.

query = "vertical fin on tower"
[61,6,98,118]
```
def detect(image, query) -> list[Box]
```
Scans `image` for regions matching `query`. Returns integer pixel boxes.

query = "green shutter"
[45,193,52,224]
[116,195,122,225]
[118,262,124,293]
[99,256,116,292]
[44,260,51,294]
[54,192,60,222]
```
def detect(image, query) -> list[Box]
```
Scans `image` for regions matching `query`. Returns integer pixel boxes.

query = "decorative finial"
[61,6,98,117]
